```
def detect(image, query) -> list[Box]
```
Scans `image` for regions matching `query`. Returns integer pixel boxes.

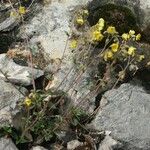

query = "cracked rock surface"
[91,83,150,149]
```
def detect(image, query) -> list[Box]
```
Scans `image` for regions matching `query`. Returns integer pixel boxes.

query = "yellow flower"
[122,33,130,41]
[127,46,136,56]
[129,30,135,35]
[138,55,145,61]
[110,43,119,52]
[76,17,84,25]
[92,31,104,41]
[70,40,77,49]
[136,33,141,41]
[24,97,32,107]
[98,18,105,31]
[10,11,18,17]
[83,10,89,16]
[104,51,113,61]
[107,26,117,34]
[18,6,26,15]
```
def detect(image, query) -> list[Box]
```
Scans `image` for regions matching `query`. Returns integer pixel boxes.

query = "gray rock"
[139,0,150,28]
[0,79,26,127]
[99,135,120,150]
[67,140,83,150]
[19,0,92,58]
[0,54,44,86]
[0,16,19,32]
[19,0,95,113]
[30,146,48,150]
[91,83,150,149]
[0,138,18,150]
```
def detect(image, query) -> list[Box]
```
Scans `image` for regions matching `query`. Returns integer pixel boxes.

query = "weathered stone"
[0,16,19,32]
[19,0,95,113]
[19,0,92,59]
[0,79,26,127]
[98,135,121,150]
[67,140,83,150]
[0,138,18,150]
[0,54,44,86]
[30,146,48,150]
[91,83,150,149]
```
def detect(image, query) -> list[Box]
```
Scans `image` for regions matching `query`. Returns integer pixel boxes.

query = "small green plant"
[19,90,67,144]
[0,89,89,148]
[70,108,89,127]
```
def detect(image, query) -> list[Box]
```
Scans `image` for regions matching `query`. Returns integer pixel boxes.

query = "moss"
[88,3,140,34]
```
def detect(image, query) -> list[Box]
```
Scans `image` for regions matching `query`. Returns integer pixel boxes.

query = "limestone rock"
[91,83,150,149]
[0,79,26,127]
[67,140,83,150]
[30,146,48,150]
[19,0,95,113]
[0,54,44,86]
[0,16,19,32]
[0,138,18,150]
[19,0,92,59]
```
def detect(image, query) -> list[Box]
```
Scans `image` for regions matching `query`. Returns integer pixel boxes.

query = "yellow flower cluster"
[103,43,119,61]
[91,18,105,42]
[10,6,26,17]
[92,31,104,41]
[76,9,89,26]
[72,16,144,64]
[121,30,141,41]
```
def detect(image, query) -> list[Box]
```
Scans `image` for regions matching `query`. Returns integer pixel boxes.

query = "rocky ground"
[0,0,150,150]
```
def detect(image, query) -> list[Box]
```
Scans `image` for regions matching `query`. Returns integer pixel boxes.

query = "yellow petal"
[24,97,32,107]
[70,40,77,49]
[122,33,130,41]
[83,10,89,16]
[92,31,104,41]
[136,33,141,41]
[104,51,113,61]
[107,26,117,34]
[127,46,136,56]
[138,55,145,61]
[76,17,84,25]
[18,6,26,15]
[110,43,119,52]
[129,30,135,35]
[10,11,18,17]
[107,51,113,58]
[98,18,105,31]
